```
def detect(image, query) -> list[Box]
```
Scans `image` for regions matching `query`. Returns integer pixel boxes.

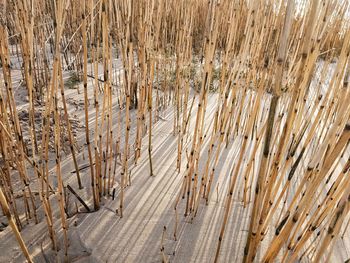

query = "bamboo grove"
[0,0,350,262]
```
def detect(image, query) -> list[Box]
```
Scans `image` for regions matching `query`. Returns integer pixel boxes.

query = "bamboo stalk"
[82,3,99,210]
[0,188,33,263]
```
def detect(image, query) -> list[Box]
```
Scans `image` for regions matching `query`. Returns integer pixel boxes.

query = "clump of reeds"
[1,0,350,262]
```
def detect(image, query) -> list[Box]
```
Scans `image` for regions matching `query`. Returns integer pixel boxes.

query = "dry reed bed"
[0,0,350,262]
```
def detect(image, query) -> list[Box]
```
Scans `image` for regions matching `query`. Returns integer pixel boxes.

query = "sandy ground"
[0,55,350,263]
